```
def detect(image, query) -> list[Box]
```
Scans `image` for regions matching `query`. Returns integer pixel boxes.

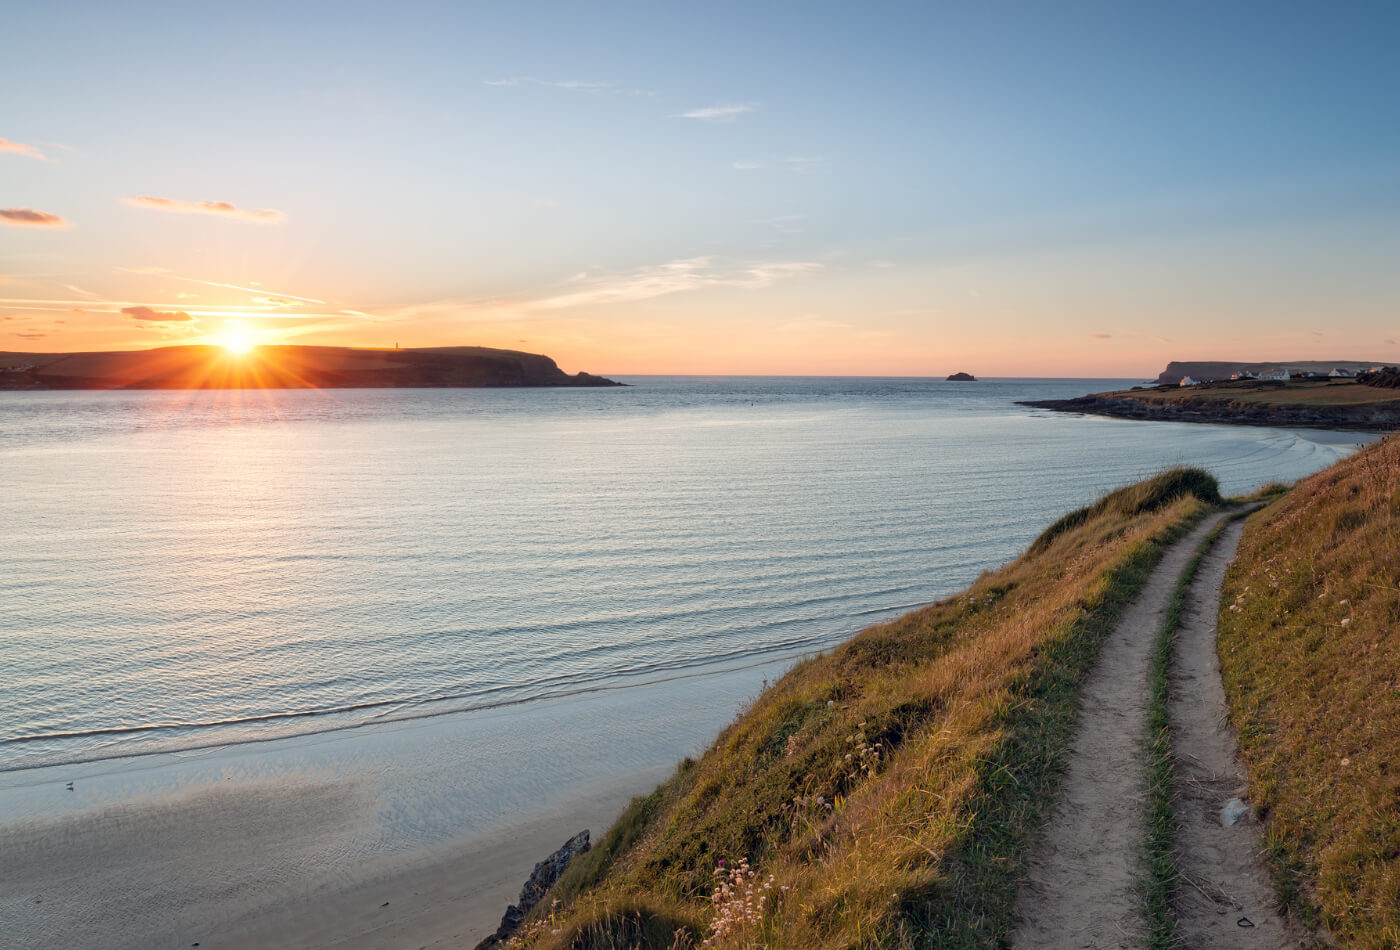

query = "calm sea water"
[0,377,1362,773]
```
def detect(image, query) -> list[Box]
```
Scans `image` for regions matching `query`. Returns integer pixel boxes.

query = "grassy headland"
[503,470,1222,949]
[1219,434,1400,947]
[0,344,621,390]
[1022,378,1400,431]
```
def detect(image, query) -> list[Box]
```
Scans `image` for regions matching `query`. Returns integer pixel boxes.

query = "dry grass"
[506,470,1220,949]
[1219,434,1400,949]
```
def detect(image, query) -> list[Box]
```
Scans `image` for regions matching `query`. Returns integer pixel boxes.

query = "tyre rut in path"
[1012,512,1227,949]
[1169,514,1303,947]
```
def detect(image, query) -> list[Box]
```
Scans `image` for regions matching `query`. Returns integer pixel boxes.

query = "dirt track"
[1013,513,1226,949]
[1169,515,1301,947]
[1013,508,1305,948]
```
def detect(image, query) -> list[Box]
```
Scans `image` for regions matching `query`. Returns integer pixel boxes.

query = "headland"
[0,344,622,390]
[1021,372,1400,431]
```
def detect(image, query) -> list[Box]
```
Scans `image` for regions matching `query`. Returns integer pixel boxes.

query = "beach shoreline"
[0,661,785,950]
[0,748,669,950]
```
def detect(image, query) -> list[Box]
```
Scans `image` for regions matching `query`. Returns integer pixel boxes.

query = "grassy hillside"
[1220,435,1400,948]
[503,470,1222,949]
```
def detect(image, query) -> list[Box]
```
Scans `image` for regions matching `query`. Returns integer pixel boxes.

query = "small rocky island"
[946,372,977,381]
[0,344,624,390]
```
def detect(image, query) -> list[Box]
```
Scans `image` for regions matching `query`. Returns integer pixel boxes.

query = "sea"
[0,377,1367,818]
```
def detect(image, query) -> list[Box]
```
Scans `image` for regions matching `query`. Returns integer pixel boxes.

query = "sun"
[221,326,255,355]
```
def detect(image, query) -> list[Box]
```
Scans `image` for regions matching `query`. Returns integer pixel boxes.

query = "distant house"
[1330,368,1354,378]
[1263,369,1291,381]
[1231,371,1261,380]
[1179,376,1199,387]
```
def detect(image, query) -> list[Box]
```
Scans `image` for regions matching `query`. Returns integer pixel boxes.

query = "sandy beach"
[2,762,666,950]
[0,663,782,950]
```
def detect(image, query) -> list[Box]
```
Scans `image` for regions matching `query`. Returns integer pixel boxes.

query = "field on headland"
[1108,378,1400,409]
[1023,377,1400,431]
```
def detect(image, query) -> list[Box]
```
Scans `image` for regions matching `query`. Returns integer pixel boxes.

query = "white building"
[1330,368,1354,378]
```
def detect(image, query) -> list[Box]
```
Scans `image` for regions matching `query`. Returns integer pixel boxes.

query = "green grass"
[513,469,1223,950]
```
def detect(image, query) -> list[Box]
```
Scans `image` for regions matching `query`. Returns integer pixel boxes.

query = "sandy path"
[1013,513,1226,949]
[1169,515,1302,947]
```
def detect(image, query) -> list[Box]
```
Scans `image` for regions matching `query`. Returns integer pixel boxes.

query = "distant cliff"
[0,345,624,390]
[1156,360,1380,385]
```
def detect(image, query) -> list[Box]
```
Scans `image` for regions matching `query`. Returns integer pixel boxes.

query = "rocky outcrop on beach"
[475,830,591,949]
[1019,393,1400,431]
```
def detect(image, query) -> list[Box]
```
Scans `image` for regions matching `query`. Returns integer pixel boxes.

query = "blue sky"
[3,0,1398,373]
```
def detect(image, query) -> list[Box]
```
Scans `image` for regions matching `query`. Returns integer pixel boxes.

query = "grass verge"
[503,469,1221,950]
[1220,434,1400,949]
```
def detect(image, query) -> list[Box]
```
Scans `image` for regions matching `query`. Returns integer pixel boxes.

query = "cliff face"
[0,345,624,390]
[1157,360,1379,384]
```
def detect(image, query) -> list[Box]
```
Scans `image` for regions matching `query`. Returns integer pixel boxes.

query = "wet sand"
[0,663,782,950]
[1,764,665,950]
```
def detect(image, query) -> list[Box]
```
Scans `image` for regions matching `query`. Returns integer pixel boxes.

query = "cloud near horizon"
[1,208,67,227]
[124,196,285,223]
[529,256,820,311]
[0,138,46,160]
[676,103,755,121]
[122,305,195,323]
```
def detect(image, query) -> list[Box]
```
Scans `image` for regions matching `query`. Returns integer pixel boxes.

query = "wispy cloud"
[1091,333,1112,339]
[486,77,610,90]
[123,305,195,323]
[116,265,171,275]
[1,208,67,228]
[734,155,823,173]
[166,275,325,304]
[64,284,102,301]
[124,196,285,223]
[0,138,45,160]
[676,103,756,121]
[779,317,853,332]
[529,256,820,311]
[10,330,47,339]
[484,77,653,97]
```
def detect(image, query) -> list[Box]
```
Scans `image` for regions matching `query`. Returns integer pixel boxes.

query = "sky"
[3,0,1398,376]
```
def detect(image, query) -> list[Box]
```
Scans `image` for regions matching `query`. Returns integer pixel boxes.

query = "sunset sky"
[3,1,1398,376]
